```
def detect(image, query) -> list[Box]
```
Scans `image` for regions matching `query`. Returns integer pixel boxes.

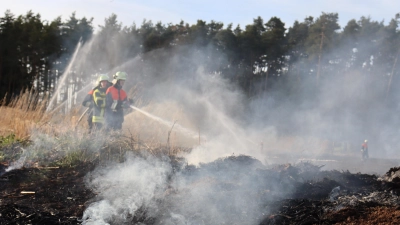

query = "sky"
[3,0,400,31]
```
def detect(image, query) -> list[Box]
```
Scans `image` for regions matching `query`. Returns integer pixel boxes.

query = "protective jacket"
[105,83,128,130]
[361,143,368,151]
[82,81,112,132]
[82,81,112,108]
[92,87,107,124]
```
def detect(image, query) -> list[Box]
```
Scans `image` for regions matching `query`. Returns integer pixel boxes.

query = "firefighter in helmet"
[105,71,132,131]
[361,139,369,160]
[91,74,110,131]
[82,74,112,133]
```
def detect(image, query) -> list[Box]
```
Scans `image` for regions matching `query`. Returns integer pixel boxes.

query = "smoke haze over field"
[51,22,400,162]
[31,20,400,223]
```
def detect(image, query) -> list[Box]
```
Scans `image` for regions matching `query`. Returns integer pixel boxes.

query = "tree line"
[1,10,399,107]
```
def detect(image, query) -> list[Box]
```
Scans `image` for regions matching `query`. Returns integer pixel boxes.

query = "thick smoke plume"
[25,19,400,224]
[82,154,172,225]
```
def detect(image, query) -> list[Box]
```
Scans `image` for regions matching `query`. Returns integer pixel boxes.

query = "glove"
[128,98,134,105]
[84,101,93,108]
[122,100,131,108]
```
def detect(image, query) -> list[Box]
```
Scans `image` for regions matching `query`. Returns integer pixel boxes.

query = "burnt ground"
[0,162,96,224]
[1,154,400,224]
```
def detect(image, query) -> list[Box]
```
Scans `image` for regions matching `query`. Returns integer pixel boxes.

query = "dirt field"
[266,152,400,175]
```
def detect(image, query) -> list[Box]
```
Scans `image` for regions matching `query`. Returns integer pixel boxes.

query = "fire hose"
[75,107,90,128]
[74,100,132,129]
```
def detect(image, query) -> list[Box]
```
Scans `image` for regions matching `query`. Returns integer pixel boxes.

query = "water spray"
[201,99,257,149]
[48,82,93,115]
[129,105,199,139]
[46,37,83,112]
[48,54,142,115]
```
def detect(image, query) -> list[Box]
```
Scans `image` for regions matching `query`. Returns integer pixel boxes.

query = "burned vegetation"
[1,151,400,224]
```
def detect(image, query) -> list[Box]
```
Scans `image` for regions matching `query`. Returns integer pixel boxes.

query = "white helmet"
[113,71,127,81]
[98,74,110,83]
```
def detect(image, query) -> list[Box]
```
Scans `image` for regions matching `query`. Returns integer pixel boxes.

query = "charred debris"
[1,153,400,224]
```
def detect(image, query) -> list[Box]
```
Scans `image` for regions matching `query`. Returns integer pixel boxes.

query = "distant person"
[91,74,111,131]
[82,74,112,133]
[361,140,369,160]
[105,71,133,131]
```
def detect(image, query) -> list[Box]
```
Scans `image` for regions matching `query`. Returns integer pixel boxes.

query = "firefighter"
[361,140,369,160]
[105,71,132,131]
[82,74,112,133]
[91,74,110,131]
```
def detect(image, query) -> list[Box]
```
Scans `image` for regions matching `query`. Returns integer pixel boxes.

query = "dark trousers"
[87,110,93,133]
[105,110,123,131]
[92,122,104,131]
[362,150,369,159]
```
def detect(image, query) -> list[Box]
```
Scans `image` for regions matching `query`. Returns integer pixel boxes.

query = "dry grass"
[1,88,338,165]
[0,89,191,168]
[0,89,49,139]
[0,89,85,140]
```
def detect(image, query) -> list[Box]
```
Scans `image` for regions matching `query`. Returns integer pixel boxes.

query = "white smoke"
[34,16,400,224]
[4,127,109,172]
[81,154,172,224]
[81,152,276,225]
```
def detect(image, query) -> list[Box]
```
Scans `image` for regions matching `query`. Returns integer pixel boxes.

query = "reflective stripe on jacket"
[92,87,107,123]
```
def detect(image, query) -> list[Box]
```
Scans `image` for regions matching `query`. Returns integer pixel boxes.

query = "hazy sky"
[3,0,400,31]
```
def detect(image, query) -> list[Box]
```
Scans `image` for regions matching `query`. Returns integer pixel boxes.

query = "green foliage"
[1,9,400,103]
[54,149,94,167]
[0,10,94,104]
[0,134,24,162]
[0,134,20,147]
[305,12,341,60]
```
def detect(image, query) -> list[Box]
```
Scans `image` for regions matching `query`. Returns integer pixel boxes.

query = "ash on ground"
[1,154,400,224]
